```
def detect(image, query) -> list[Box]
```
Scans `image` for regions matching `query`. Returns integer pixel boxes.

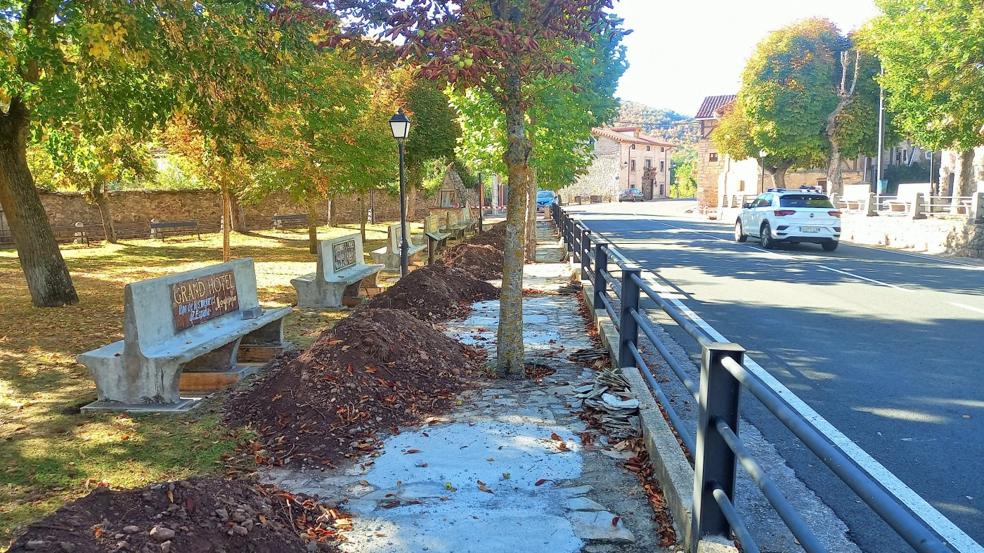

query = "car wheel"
[734,220,747,242]
[760,222,775,249]
[822,240,838,252]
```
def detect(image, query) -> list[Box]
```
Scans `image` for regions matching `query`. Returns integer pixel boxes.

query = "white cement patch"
[342,421,585,553]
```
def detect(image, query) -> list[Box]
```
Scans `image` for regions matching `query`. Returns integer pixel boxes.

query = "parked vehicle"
[735,189,841,251]
[536,190,558,208]
[619,187,645,202]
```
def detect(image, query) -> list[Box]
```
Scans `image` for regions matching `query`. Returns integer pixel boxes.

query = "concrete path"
[262,219,676,553]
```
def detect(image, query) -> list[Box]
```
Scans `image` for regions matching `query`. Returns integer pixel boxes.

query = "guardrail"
[551,203,974,553]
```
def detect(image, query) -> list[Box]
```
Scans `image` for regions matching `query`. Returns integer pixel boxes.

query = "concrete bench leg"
[179,338,248,393]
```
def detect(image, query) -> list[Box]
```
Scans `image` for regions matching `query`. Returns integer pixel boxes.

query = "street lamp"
[389,108,411,277]
[759,150,767,192]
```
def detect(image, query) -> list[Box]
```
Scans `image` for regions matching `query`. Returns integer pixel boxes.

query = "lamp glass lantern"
[389,110,411,140]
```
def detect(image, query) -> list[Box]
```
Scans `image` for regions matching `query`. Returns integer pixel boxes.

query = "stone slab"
[81,397,202,414]
[568,510,636,543]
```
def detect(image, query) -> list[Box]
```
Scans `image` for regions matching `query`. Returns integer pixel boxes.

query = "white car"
[734,189,842,251]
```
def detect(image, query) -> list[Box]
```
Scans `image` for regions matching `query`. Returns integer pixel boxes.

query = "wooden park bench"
[371,223,426,270]
[272,213,309,231]
[77,259,291,412]
[292,233,383,309]
[424,215,450,264]
[150,219,201,240]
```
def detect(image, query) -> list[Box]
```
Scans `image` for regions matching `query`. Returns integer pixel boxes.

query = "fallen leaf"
[612,516,620,527]
[550,432,563,441]
[477,480,494,494]
[535,479,550,486]
[404,449,421,454]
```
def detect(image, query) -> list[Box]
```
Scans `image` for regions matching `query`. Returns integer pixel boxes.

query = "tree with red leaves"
[380,1,624,375]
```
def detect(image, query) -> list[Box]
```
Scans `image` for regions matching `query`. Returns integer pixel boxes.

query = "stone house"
[558,127,675,202]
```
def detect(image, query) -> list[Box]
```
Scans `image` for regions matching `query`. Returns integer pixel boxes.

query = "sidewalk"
[262,218,676,553]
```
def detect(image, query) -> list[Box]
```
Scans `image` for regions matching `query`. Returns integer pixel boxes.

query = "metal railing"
[552,204,973,553]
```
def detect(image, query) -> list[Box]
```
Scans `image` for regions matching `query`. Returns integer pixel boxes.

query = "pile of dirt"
[8,477,345,553]
[365,264,499,321]
[442,243,504,279]
[225,308,484,468]
[466,221,507,250]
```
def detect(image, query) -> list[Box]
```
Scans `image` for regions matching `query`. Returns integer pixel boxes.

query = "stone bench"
[424,215,450,264]
[292,233,383,308]
[445,207,476,239]
[371,223,426,269]
[78,259,291,413]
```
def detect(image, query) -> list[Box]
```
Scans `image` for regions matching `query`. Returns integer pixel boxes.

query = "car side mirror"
[742,202,752,209]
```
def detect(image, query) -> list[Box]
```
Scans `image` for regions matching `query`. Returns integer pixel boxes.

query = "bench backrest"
[842,184,870,201]
[122,259,260,355]
[151,220,198,229]
[387,224,400,253]
[424,215,442,234]
[448,209,462,227]
[897,182,931,202]
[273,214,307,221]
[316,233,366,281]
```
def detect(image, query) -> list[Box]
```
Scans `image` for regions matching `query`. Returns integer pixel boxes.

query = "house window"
[739,180,746,192]
[659,160,665,172]
[646,146,651,151]
[630,160,636,172]
[644,159,652,169]
[661,147,665,152]
[630,144,636,150]
[709,152,719,162]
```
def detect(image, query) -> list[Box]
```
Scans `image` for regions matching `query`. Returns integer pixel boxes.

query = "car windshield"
[536,191,554,200]
[779,194,834,208]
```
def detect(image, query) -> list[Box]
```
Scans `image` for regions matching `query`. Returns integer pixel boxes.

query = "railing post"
[691,342,745,553]
[566,217,575,253]
[972,192,984,223]
[581,229,591,281]
[912,192,927,220]
[618,266,642,368]
[593,241,609,310]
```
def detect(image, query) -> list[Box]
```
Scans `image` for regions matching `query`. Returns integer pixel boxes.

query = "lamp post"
[389,108,411,277]
[477,172,484,234]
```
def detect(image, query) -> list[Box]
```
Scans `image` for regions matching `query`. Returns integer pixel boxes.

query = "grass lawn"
[0,222,415,548]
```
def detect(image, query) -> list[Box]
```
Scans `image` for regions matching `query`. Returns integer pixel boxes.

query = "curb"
[580,280,697,550]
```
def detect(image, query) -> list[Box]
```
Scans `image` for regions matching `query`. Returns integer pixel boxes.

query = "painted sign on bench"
[170,270,240,331]
[332,238,358,272]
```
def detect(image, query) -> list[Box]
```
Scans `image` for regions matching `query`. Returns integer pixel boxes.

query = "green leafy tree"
[670,148,697,198]
[0,1,178,306]
[868,0,984,206]
[377,0,625,374]
[715,19,844,188]
[401,74,460,219]
[32,125,155,242]
[248,49,393,252]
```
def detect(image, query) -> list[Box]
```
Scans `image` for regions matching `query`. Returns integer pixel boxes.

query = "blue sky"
[613,0,881,116]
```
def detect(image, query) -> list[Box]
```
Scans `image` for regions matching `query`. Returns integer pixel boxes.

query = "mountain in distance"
[615,100,699,146]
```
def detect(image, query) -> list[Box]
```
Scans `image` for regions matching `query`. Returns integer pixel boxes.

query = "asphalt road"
[566,200,984,552]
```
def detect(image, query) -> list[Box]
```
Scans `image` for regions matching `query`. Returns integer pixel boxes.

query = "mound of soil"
[365,264,499,321]
[225,308,483,468]
[8,477,344,553]
[467,222,507,250]
[442,243,504,280]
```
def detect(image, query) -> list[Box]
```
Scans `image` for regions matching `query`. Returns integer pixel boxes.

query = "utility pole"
[876,65,886,195]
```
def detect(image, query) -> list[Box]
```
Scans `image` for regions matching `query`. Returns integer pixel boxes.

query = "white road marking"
[949,302,984,316]
[583,218,984,552]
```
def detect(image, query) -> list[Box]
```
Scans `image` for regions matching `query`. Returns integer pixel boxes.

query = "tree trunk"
[228,191,246,232]
[328,195,338,227]
[306,195,320,254]
[220,182,232,262]
[0,99,78,307]
[952,149,975,212]
[496,79,532,376]
[90,181,118,244]
[768,161,791,189]
[407,185,418,222]
[359,194,367,242]
[524,172,537,263]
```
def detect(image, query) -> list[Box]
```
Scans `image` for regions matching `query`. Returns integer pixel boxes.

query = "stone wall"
[557,138,620,203]
[839,213,983,257]
[28,189,437,242]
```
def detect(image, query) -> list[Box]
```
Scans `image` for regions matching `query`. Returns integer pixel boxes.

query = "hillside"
[616,100,700,146]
